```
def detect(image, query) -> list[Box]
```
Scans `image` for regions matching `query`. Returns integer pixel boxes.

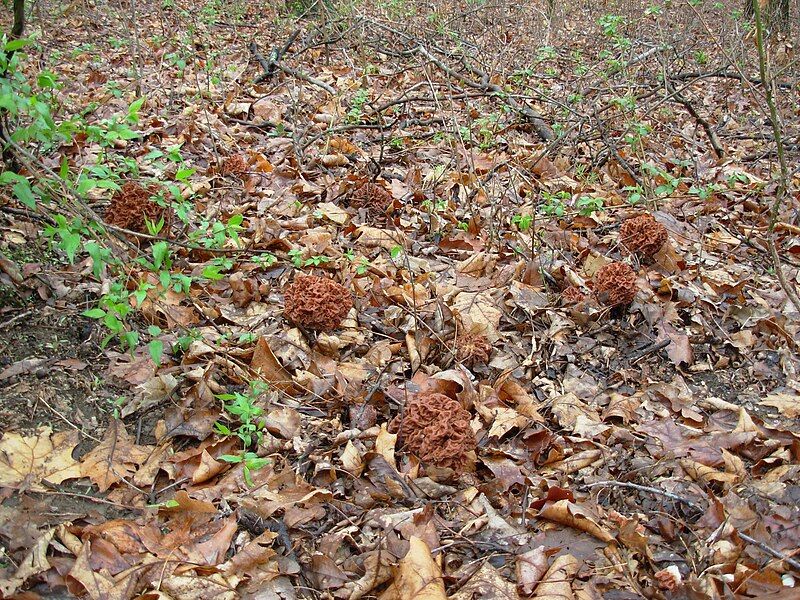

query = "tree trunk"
[11,0,25,39]
[2,0,25,172]
[744,0,791,34]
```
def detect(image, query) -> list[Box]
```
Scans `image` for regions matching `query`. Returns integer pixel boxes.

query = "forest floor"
[1,0,799,598]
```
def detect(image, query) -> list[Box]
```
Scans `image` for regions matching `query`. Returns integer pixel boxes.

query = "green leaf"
[148,339,163,366]
[152,241,169,270]
[60,231,81,263]
[122,330,139,350]
[175,167,196,181]
[159,270,171,289]
[201,265,224,280]
[219,454,243,463]
[83,308,106,319]
[127,96,146,123]
[12,180,36,209]
[244,456,270,470]
[4,39,32,52]
[104,313,123,333]
[147,325,162,336]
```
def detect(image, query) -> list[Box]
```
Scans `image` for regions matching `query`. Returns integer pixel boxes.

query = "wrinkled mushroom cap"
[221,154,248,176]
[349,182,393,214]
[104,182,169,233]
[284,275,353,332]
[455,333,492,367]
[619,214,668,257]
[594,262,638,306]
[396,392,475,471]
[560,285,586,305]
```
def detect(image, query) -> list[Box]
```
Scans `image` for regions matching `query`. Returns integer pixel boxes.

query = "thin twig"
[581,481,800,572]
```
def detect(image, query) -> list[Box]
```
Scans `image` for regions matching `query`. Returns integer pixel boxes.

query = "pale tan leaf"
[0,427,82,491]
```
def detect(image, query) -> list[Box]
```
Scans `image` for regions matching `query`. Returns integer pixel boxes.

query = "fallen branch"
[249,39,335,95]
[414,44,554,142]
[251,30,300,82]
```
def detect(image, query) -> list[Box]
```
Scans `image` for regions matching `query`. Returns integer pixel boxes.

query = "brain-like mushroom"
[455,333,492,367]
[560,285,586,305]
[619,214,668,257]
[221,154,248,177]
[104,182,170,233]
[395,392,475,471]
[594,262,638,307]
[349,182,393,214]
[284,275,353,332]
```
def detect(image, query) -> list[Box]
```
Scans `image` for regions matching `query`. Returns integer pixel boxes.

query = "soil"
[0,305,111,438]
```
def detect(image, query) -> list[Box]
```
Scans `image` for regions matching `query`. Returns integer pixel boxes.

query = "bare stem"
[751,0,800,316]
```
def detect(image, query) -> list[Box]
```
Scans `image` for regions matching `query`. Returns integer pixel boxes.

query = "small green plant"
[175,328,204,353]
[219,452,271,487]
[576,196,604,216]
[107,396,126,418]
[540,190,569,217]
[512,213,533,231]
[214,381,268,448]
[253,252,277,268]
[201,256,234,281]
[347,88,370,123]
[624,121,651,147]
[688,183,722,201]
[238,332,258,344]
[623,185,644,204]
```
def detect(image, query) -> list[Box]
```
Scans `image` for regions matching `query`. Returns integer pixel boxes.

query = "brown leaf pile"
[104,182,170,233]
[283,274,353,331]
[395,392,475,470]
[594,262,638,306]
[619,214,668,257]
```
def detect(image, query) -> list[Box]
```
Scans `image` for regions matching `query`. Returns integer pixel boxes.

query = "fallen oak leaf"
[759,392,800,418]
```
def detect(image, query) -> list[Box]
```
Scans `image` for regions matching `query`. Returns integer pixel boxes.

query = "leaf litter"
[0,0,799,598]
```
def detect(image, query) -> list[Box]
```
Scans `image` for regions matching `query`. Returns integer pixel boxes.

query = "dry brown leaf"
[80,420,153,492]
[0,427,82,491]
[251,336,294,391]
[379,536,447,600]
[533,553,578,599]
[376,423,398,469]
[759,392,800,418]
[450,291,502,342]
[451,561,520,599]
[516,545,549,596]
[537,500,615,543]
[0,527,55,597]
[263,407,301,439]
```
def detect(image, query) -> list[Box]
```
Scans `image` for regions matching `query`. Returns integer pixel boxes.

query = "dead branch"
[413,45,554,142]
[249,39,335,95]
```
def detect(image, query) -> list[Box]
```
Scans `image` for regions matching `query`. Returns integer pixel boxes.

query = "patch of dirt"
[0,305,115,436]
